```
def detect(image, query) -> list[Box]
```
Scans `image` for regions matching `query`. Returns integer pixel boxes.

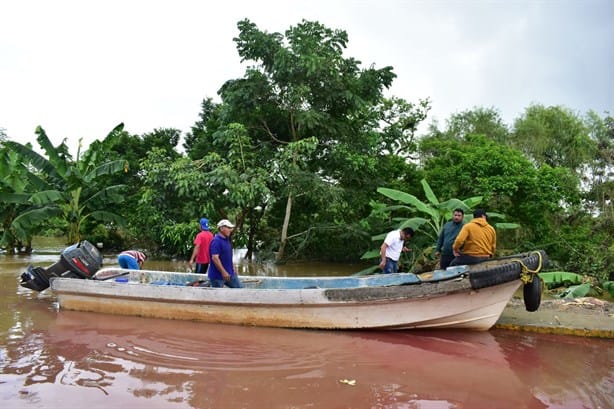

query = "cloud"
[1,0,612,151]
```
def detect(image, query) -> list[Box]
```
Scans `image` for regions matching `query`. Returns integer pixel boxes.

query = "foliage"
[159,222,199,259]
[134,148,214,254]
[439,106,509,144]
[361,178,517,272]
[2,125,128,244]
[583,111,614,217]
[512,104,595,172]
[539,271,583,288]
[186,18,429,261]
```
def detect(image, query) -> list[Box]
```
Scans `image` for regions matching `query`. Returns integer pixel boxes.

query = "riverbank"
[495,296,614,338]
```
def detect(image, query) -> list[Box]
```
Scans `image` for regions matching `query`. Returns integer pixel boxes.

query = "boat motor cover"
[20,240,103,292]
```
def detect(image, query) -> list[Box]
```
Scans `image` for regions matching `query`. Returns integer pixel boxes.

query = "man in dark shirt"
[208,219,243,288]
[435,208,465,269]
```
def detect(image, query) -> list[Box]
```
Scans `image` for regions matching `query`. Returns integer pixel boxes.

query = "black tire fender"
[523,274,542,312]
[469,262,521,290]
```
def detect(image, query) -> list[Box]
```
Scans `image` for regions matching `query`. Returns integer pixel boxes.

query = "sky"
[1,0,613,152]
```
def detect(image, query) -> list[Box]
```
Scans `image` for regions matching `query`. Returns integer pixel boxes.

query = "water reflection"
[1,244,612,408]
[3,305,611,409]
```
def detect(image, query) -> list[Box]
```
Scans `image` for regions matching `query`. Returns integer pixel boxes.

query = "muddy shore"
[496,296,614,338]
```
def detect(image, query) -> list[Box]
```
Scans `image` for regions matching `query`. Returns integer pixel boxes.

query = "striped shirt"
[119,250,147,263]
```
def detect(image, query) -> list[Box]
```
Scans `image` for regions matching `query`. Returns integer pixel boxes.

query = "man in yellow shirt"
[450,209,496,266]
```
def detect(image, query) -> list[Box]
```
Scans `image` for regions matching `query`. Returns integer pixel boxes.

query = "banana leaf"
[539,271,583,289]
[556,283,591,299]
[603,281,614,298]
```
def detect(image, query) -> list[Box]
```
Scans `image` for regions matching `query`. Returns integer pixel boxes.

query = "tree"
[216,19,405,260]
[3,125,128,244]
[512,104,596,172]
[0,140,38,252]
[584,111,614,217]
[419,131,581,246]
[442,107,509,144]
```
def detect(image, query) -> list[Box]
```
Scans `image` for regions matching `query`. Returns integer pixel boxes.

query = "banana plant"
[0,146,37,251]
[361,178,518,261]
[2,124,128,244]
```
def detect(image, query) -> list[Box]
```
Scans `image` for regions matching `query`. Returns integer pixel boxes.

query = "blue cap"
[199,218,209,230]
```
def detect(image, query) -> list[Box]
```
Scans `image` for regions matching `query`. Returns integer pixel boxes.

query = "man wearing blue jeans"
[378,227,414,274]
[117,250,147,270]
[208,219,243,288]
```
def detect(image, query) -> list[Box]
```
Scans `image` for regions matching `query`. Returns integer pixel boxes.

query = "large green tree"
[207,19,427,260]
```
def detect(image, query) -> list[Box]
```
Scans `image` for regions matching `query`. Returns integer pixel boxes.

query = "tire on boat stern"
[523,273,542,312]
[469,261,521,290]
[468,250,548,294]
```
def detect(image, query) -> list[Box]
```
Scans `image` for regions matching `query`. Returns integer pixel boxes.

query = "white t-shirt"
[384,230,405,261]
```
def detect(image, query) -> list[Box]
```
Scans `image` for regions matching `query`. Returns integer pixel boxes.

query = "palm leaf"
[12,206,63,229]
[0,192,31,204]
[86,210,126,226]
[556,283,591,299]
[462,196,484,208]
[35,126,70,177]
[420,179,440,206]
[84,160,128,182]
[377,187,437,218]
[3,141,62,182]
[438,198,474,212]
[539,271,583,288]
[29,190,64,205]
[83,185,126,206]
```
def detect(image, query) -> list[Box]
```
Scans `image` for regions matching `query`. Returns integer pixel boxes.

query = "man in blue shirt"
[435,208,465,269]
[208,219,243,288]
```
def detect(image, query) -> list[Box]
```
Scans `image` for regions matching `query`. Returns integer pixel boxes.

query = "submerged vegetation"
[1,19,612,290]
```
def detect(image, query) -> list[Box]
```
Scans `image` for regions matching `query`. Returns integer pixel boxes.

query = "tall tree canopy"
[186,19,428,260]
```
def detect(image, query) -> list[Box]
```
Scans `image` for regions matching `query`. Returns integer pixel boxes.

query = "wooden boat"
[43,247,547,331]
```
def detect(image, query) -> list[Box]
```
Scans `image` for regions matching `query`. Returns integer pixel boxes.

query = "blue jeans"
[210,275,243,288]
[382,258,398,274]
[118,254,139,269]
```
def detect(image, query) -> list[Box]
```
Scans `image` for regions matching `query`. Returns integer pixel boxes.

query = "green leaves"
[4,126,128,243]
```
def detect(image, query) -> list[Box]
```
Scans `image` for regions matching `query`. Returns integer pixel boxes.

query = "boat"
[20,241,547,331]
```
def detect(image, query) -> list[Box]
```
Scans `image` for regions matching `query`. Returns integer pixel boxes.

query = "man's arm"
[211,254,230,281]
[188,244,200,266]
[435,227,444,255]
[378,242,388,269]
[452,226,468,256]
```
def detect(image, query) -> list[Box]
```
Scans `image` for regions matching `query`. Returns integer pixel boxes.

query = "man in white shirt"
[378,227,414,274]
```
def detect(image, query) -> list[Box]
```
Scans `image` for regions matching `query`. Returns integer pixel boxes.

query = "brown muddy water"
[1,239,612,408]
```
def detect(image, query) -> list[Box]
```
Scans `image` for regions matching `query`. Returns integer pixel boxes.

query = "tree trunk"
[276,192,293,262]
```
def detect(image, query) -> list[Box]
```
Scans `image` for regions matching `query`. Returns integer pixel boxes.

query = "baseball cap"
[217,219,235,229]
[199,218,209,229]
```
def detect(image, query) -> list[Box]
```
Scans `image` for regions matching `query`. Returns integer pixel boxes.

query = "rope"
[510,250,543,284]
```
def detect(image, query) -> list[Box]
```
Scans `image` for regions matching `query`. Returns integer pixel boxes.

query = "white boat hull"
[51,274,521,331]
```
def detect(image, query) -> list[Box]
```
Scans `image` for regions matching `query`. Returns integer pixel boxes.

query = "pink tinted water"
[1,251,612,408]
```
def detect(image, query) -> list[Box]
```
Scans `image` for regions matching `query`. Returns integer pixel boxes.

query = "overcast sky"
[1,0,612,151]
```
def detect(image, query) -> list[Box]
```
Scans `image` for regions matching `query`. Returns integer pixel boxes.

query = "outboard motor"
[20,240,103,292]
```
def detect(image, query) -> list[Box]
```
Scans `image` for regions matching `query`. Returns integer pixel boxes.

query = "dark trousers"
[194,263,209,274]
[450,254,490,266]
[439,254,455,270]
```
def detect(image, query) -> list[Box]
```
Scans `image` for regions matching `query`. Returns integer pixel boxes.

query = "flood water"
[1,240,612,408]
